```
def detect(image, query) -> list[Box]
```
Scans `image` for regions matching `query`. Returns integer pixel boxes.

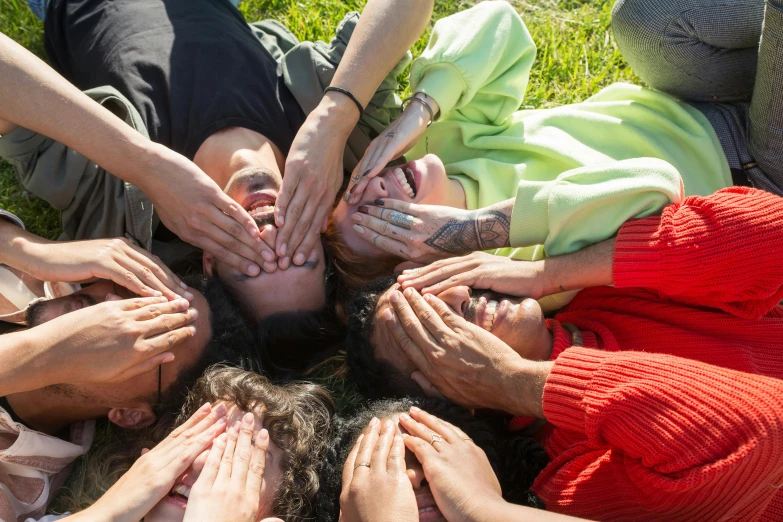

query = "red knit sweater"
[531,188,783,521]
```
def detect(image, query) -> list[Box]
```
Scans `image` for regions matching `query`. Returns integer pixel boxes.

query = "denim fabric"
[27,0,50,20]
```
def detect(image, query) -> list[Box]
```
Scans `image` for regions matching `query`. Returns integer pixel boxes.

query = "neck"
[5,387,106,435]
[193,127,285,189]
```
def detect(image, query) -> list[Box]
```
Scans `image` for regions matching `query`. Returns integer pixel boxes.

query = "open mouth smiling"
[386,163,419,199]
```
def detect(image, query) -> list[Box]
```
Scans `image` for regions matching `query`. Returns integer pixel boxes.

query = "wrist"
[503,359,554,418]
[319,91,362,135]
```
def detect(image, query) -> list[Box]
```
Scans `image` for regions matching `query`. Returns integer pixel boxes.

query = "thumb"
[105,352,175,383]
[411,371,445,399]
[423,294,464,330]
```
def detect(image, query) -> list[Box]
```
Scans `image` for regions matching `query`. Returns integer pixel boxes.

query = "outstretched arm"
[0,33,269,277]
[275,0,435,267]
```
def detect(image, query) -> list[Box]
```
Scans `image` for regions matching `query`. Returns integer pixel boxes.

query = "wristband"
[324,86,364,118]
[401,95,436,127]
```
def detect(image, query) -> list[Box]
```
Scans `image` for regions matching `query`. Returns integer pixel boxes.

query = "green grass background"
[0,0,639,512]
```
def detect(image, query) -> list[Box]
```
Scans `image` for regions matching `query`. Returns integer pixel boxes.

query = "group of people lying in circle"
[1,0,782,520]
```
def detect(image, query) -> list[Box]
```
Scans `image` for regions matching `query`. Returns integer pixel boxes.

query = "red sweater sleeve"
[612,187,783,318]
[534,347,783,521]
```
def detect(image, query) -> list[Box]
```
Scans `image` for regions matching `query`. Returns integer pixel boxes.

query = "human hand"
[26,237,189,301]
[351,199,509,264]
[274,93,356,268]
[383,287,550,417]
[344,93,439,205]
[137,147,271,277]
[397,252,546,298]
[37,296,198,385]
[184,413,283,522]
[399,407,503,522]
[75,403,228,522]
[340,418,418,522]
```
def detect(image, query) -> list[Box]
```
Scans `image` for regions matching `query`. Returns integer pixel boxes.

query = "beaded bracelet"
[401,95,436,127]
[324,86,365,118]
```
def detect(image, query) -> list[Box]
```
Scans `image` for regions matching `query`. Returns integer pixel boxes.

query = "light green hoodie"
[406,1,731,267]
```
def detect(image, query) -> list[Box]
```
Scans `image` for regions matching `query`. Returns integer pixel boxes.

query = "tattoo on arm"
[424,210,511,254]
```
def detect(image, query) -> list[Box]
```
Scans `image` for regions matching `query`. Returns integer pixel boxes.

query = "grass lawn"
[0,0,639,513]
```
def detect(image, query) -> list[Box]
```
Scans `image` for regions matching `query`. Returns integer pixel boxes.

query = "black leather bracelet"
[324,86,364,118]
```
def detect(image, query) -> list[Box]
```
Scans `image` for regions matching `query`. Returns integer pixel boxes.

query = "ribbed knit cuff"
[546,319,575,361]
[510,180,553,248]
[542,347,610,434]
[612,216,663,289]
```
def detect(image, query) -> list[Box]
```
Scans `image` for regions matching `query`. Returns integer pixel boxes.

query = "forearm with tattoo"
[425,208,511,254]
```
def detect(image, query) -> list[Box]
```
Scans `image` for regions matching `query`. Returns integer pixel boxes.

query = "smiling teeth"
[393,168,415,198]
[172,484,191,498]
[482,300,498,332]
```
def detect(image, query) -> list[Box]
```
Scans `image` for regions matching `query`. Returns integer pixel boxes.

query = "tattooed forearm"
[424,209,511,254]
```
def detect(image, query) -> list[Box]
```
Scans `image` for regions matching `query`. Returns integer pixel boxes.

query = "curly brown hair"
[178,366,335,521]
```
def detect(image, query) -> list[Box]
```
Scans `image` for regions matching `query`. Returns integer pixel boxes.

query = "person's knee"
[611,0,663,55]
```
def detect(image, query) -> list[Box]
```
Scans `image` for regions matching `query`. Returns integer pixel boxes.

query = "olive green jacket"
[0,13,409,263]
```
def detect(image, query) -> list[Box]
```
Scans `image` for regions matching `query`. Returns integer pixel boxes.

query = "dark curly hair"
[343,275,423,398]
[179,366,335,521]
[316,397,548,521]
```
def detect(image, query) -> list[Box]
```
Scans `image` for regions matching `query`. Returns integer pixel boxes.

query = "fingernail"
[263,262,277,273]
[153,290,163,297]
[374,199,385,206]
[400,413,411,421]
[410,406,421,413]
[424,294,432,302]
[358,206,370,214]
[294,253,305,265]
[352,213,363,223]
[216,417,227,426]
[356,434,364,446]
[383,419,394,432]
[247,265,261,276]
[280,257,291,269]
[404,288,413,297]
[200,402,211,412]
[370,417,379,427]
[218,432,228,442]
[261,251,274,262]
[390,292,399,303]
[277,213,285,226]
[382,308,393,320]
[184,291,194,301]
[280,244,287,256]
[343,190,352,202]
[180,281,188,289]
[230,421,241,433]
[259,429,269,441]
[352,224,366,235]
[215,403,227,416]
[362,169,371,178]
[243,412,254,425]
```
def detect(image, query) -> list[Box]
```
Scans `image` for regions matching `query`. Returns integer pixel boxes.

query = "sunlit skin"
[331,154,466,258]
[25,283,212,427]
[371,283,553,379]
[145,401,285,522]
[203,168,327,319]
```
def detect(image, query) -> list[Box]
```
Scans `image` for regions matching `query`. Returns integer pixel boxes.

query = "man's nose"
[436,286,472,317]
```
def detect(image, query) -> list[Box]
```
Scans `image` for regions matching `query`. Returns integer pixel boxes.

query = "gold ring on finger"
[387,210,414,230]
[354,462,371,470]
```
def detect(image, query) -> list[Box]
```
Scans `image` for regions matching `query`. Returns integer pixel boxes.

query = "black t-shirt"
[44,0,306,159]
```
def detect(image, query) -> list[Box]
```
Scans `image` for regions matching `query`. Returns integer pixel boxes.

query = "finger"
[199,431,229,486]
[246,428,270,497]
[231,413,255,486]
[157,402,212,452]
[410,371,446,400]
[388,434,406,473]
[397,261,470,291]
[279,190,319,262]
[402,288,451,340]
[124,245,186,298]
[164,417,228,479]
[207,205,266,258]
[370,198,419,215]
[141,306,198,339]
[352,211,414,242]
[398,411,443,448]
[384,294,431,372]
[118,295,169,312]
[341,433,363,491]
[408,406,462,444]
[371,419,396,473]
[162,402,228,453]
[217,421,241,482]
[423,294,467,331]
[275,172,299,228]
[291,219,322,266]
[352,225,409,259]
[394,261,425,274]
[104,261,159,299]
[144,325,196,357]
[401,432,439,464]
[198,235,262,277]
[354,418,381,474]
[215,193,261,240]
[134,297,190,321]
[107,351,176,383]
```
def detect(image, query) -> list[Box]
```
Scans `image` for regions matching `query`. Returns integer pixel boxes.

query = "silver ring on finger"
[387,210,414,230]
[430,434,444,446]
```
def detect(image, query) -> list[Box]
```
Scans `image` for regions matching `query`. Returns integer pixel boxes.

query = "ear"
[108,405,156,429]
[203,251,215,277]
